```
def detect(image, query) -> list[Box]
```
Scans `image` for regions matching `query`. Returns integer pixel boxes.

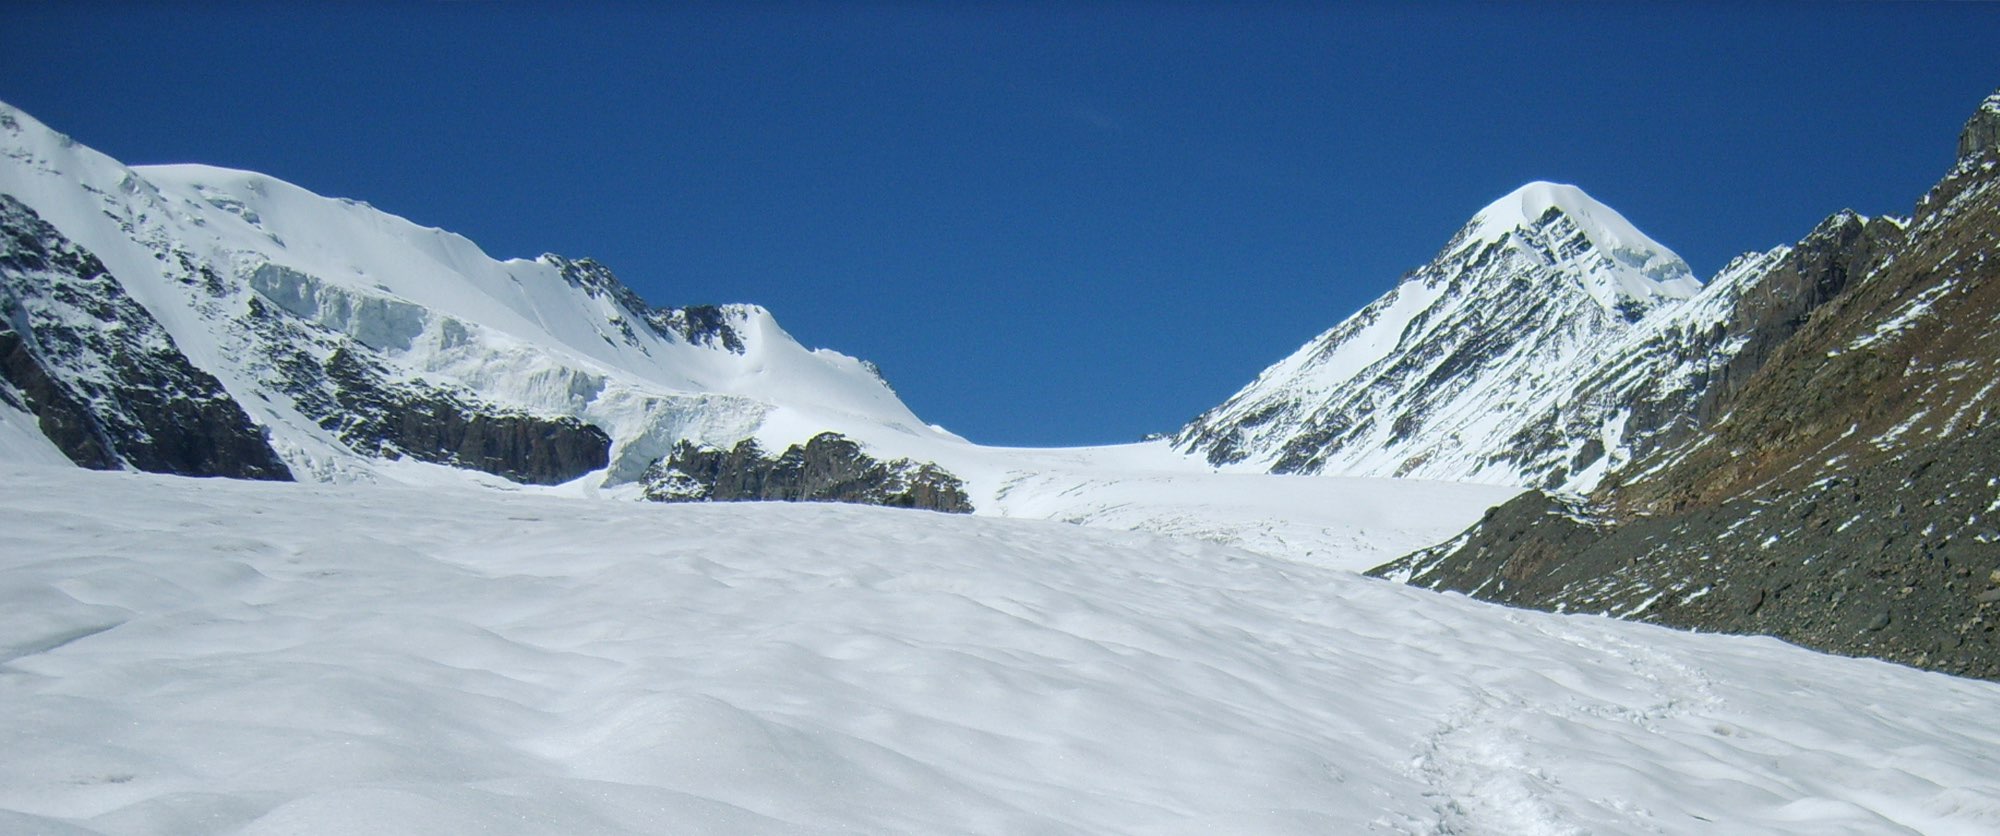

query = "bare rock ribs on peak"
[1175,182,1729,493]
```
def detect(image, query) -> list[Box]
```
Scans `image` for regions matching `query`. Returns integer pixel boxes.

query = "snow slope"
[3,466,1997,835]
[597,435,1519,573]
[0,399,69,466]
[944,441,1518,572]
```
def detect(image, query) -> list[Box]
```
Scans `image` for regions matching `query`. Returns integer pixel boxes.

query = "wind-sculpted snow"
[3,466,1998,834]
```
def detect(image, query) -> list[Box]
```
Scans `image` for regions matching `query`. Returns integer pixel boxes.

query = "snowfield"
[4,467,1998,835]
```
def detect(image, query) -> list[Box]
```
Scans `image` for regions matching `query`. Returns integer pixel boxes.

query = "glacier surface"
[2,465,1997,834]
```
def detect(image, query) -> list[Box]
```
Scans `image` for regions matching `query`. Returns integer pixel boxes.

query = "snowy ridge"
[0,99,940,487]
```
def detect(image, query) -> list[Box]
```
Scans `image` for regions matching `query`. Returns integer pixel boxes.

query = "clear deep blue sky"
[3,3,1996,445]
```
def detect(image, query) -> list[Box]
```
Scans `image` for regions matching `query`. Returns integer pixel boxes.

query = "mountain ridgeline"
[0,100,970,509]
[1367,90,2000,679]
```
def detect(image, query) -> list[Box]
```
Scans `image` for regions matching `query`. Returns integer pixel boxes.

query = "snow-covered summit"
[1460,181,1701,313]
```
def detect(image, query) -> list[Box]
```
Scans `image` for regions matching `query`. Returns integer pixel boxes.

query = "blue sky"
[4,3,1996,446]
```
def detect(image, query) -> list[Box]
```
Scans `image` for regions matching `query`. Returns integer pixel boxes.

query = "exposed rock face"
[0,323,115,468]
[643,432,973,513]
[1956,90,2000,163]
[1681,211,1904,434]
[1378,425,2000,680]
[0,194,291,479]
[1375,491,1614,604]
[1618,133,1994,517]
[237,295,611,485]
[312,347,611,485]
[1374,88,2000,681]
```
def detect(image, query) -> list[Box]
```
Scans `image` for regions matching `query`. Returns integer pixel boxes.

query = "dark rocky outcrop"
[1376,491,1615,605]
[231,282,612,486]
[0,194,291,479]
[643,432,972,513]
[315,348,611,485]
[1955,89,2000,163]
[1373,88,2000,681]
[0,323,116,468]
[1684,211,1904,434]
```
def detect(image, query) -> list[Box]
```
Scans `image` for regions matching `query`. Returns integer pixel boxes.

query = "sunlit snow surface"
[4,467,1999,834]
[974,443,1518,572]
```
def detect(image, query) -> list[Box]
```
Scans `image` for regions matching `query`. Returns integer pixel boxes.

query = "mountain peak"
[1464,182,1669,262]
[1461,181,1700,306]
[1465,181,1603,241]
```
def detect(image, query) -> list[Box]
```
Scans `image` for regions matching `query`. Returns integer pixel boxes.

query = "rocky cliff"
[0,195,291,479]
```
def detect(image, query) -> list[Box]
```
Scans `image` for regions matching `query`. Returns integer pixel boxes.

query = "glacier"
[2,464,1997,834]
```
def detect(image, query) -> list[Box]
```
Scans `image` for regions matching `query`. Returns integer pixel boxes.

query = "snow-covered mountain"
[1174,181,1823,492]
[0,100,950,491]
